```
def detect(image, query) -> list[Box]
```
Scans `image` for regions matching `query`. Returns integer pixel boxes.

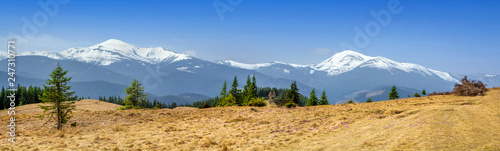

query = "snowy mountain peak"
[332,50,369,59]
[315,50,374,75]
[95,39,136,49]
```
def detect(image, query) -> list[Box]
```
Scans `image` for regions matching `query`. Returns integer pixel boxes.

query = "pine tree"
[347,99,354,104]
[124,79,148,108]
[414,93,421,97]
[27,86,34,104]
[39,63,77,130]
[251,75,258,98]
[366,98,372,103]
[285,81,300,106]
[18,86,27,106]
[242,74,258,106]
[229,76,242,105]
[421,89,427,96]
[388,85,399,100]
[242,75,251,105]
[306,88,318,106]
[220,80,227,97]
[319,89,328,105]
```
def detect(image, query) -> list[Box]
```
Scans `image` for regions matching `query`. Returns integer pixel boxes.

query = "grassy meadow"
[0,88,499,150]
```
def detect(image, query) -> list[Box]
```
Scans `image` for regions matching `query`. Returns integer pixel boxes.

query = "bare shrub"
[452,76,487,96]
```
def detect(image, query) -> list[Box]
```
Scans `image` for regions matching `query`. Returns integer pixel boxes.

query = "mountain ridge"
[221,50,460,83]
[11,39,496,82]
[18,39,191,66]
[4,39,499,103]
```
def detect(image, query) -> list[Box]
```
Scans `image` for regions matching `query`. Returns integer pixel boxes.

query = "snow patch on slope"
[176,67,193,73]
[222,60,273,70]
[428,69,460,83]
[19,51,64,60]
[283,69,290,74]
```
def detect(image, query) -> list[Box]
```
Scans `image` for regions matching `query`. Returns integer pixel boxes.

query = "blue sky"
[1,0,499,75]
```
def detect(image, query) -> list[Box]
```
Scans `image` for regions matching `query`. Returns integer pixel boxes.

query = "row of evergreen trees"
[389,85,427,100]
[96,95,186,109]
[217,75,267,107]
[195,75,331,108]
[0,85,44,109]
[305,88,329,106]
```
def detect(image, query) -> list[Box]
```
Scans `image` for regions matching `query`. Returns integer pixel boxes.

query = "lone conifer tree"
[285,81,300,105]
[319,89,329,105]
[421,89,427,96]
[306,88,318,106]
[124,79,148,108]
[39,63,76,130]
[388,85,399,100]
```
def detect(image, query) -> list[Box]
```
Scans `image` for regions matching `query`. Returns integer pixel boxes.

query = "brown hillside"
[0,88,499,150]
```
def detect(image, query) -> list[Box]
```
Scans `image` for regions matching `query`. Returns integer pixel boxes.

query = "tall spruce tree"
[306,88,318,106]
[251,75,258,98]
[319,89,329,105]
[242,74,258,106]
[220,80,227,97]
[229,76,242,105]
[242,75,251,105]
[285,81,300,105]
[39,63,77,130]
[124,79,148,108]
[388,85,399,100]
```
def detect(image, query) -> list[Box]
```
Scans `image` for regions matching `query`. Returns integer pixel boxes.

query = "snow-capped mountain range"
[3,39,499,103]
[221,50,459,83]
[18,39,191,65]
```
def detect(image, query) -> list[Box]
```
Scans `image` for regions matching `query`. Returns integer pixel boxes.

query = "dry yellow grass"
[0,89,499,150]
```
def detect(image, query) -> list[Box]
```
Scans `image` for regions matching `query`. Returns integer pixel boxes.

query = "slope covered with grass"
[0,89,498,150]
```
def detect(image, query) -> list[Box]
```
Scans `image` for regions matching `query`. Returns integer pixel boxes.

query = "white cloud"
[184,50,199,58]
